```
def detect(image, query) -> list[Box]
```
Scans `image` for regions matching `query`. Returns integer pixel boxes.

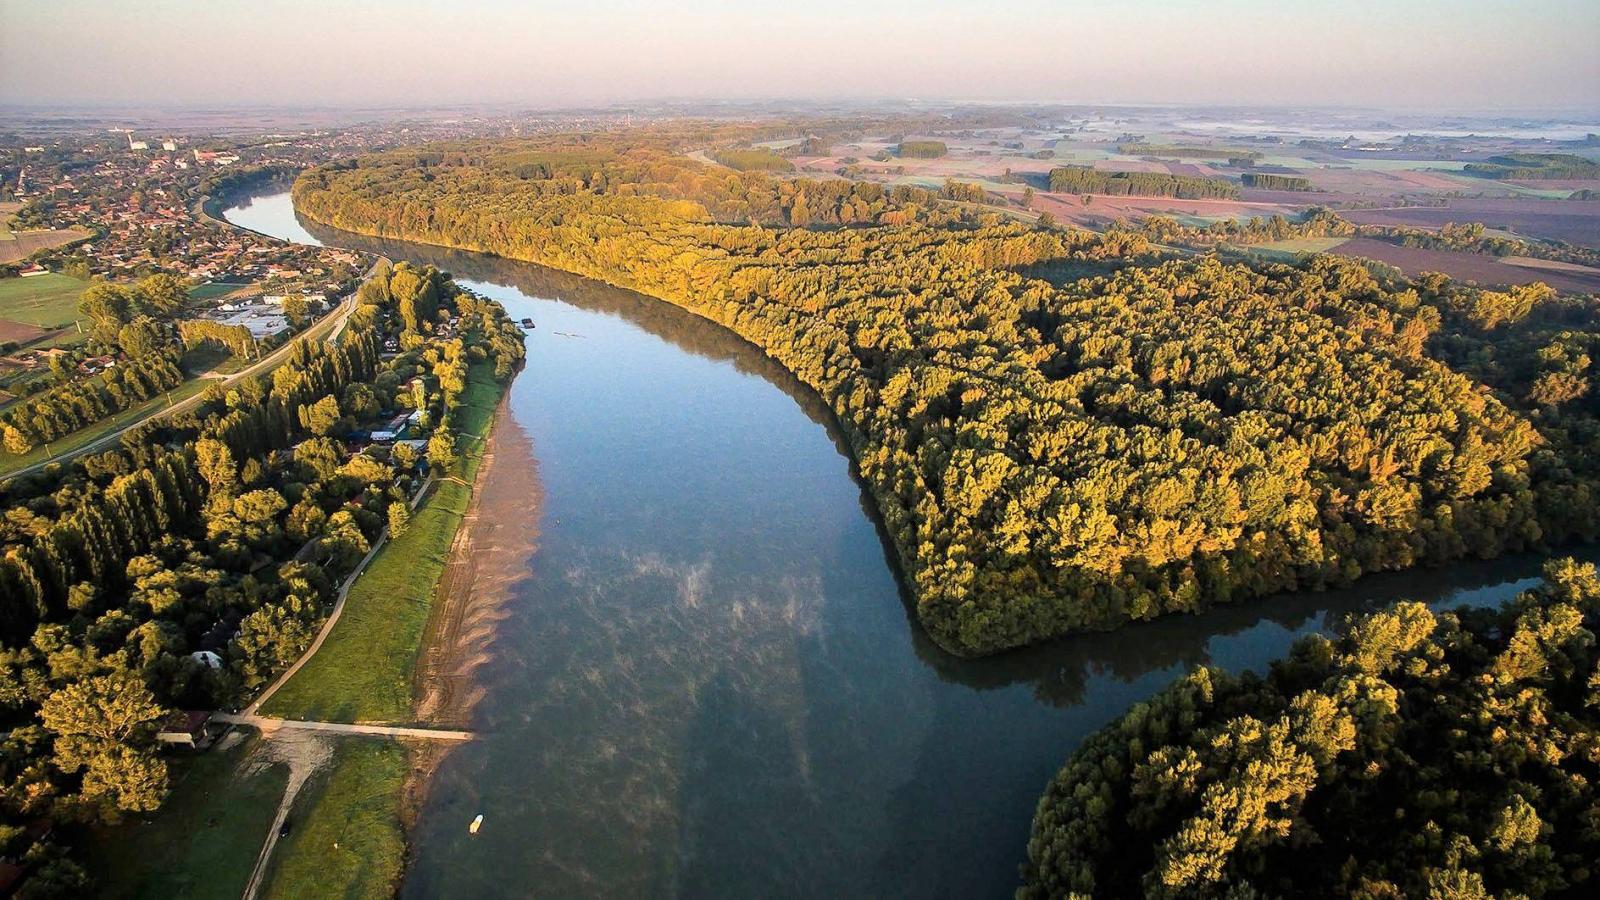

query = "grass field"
[0,272,85,328]
[261,367,504,722]
[87,732,288,900]
[261,739,410,900]
[188,281,256,302]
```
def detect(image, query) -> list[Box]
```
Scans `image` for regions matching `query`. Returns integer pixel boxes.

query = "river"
[223,190,1589,899]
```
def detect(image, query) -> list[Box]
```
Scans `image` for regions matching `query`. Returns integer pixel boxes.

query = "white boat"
[469,814,484,835]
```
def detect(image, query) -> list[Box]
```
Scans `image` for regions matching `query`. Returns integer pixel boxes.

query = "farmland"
[0,271,84,328]
[1331,237,1600,292]
[777,110,1599,259]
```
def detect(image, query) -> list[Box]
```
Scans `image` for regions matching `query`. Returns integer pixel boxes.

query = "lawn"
[261,366,504,723]
[86,731,288,900]
[261,739,410,900]
[0,272,85,328]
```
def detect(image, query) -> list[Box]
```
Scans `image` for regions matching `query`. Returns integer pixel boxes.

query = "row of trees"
[1463,153,1600,180]
[1,349,186,453]
[1020,557,1600,898]
[293,137,1598,658]
[1240,172,1314,191]
[1047,166,1240,199]
[1117,144,1261,161]
[177,318,258,359]
[0,261,525,891]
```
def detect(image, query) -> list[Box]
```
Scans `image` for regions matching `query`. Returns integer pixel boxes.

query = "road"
[214,712,473,742]
[1,258,381,483]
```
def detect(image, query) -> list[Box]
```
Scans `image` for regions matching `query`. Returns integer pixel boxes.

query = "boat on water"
[469,814,484,835]
[519,318,536,329]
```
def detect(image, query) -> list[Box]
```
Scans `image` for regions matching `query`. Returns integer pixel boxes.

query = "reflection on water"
[228,194,1593,899]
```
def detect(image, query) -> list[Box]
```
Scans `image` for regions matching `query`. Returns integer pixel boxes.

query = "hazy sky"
[3,0,1597,111]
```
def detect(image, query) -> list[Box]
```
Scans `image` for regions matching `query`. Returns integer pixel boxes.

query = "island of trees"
[897,140,948,158]
[289,134,1600,660]
[1020,557,1600,898]
[0,262,524,891]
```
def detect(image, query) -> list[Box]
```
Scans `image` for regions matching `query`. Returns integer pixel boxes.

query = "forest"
[290,134,1600,660]
[1047,166,1240,199]
[1020,557,1600,898]
[0,263,525,892]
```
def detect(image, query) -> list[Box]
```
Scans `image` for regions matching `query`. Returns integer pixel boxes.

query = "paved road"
[214,712,473,742]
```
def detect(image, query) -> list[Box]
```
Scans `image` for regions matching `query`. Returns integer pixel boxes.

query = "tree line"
[710,148,794,173]
[292,136,1600,659]
[1463,153,1600,180]
[1117,144,1261,162]
[1,349,185,453]
[1047,166,1240,199]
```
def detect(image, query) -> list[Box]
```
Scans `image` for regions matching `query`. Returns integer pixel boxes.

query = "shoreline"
[398,378,543,875]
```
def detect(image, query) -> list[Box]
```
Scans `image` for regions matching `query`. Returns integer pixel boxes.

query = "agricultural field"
[0,272,86,352]
[0,272,84,328]
[1343,199,1600,248]
[789,115,1598,255]
[1331,237,1600,292]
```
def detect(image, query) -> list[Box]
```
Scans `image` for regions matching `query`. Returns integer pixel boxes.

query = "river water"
[224,190,1587,899]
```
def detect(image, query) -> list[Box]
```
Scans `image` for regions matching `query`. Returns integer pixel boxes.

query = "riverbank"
[241,364,513,897]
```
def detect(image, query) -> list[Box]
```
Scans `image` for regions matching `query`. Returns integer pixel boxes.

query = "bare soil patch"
[0,319,48,345]
[1332,237,1600,292]
[1343,199,1600,248]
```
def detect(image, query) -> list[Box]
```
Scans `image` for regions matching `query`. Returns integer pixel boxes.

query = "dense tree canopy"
[1020,557,1600,899]
[293,137,1600,657]
[1048,166,1240,199]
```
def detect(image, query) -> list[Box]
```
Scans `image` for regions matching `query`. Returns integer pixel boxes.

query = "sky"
[3,0,1597,112]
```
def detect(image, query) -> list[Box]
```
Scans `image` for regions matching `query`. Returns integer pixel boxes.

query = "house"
[156,711,215,750]
[369,430,398,443]
[18,264,48,277]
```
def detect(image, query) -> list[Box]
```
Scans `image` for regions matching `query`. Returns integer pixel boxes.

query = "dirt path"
[239,728,334,900]
[216,713,473,741]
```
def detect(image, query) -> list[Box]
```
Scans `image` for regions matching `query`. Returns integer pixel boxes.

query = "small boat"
[469,814,484,835]
[520,318,536,329]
